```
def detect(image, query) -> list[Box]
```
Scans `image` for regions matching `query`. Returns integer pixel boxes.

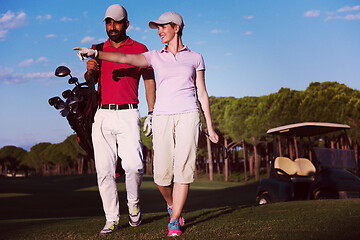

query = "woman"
[74,11,218,237]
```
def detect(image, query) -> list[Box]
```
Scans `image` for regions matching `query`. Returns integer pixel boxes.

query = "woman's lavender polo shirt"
[143,46,205,115]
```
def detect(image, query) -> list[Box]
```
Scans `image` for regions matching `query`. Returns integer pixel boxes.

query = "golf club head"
[48,96,61,106]
[62,89,73,99]
[60,108,69,117]
[54,102,66,110]
[68,77,79,85]
[54,97,66,109]
[55,66,71,77]
[54,98,67,109]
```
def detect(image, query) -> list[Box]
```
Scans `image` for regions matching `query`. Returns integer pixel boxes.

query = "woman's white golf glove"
[73,47,98,61]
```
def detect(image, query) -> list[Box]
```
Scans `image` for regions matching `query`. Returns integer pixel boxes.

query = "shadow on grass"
[141,213,169,225]
[183,207,235,229]
[0,174,258,221]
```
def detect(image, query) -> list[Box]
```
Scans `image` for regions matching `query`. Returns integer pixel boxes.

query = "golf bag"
[49,63,125,177]
[67,78,97,159]
[49,66,97,159]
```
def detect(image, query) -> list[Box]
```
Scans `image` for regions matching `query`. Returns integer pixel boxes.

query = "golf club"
[60,108,69,117]
[202,130,229,159]
[48,96,61,106]
[55,66,72,78]
[69,77,79,86]
[49,96,66,110]
[54,99,66,110]
[62,89,74,99]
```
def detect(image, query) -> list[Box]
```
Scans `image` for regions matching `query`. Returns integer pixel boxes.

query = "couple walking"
[75,4,218,237]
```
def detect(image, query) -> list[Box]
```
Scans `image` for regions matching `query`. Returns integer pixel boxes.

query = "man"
[84,4,155,235]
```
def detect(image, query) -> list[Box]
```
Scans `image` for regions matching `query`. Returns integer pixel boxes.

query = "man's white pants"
[92,109,144,222]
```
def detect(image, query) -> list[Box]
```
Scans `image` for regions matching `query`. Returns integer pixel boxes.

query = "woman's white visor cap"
[149,12,184,29]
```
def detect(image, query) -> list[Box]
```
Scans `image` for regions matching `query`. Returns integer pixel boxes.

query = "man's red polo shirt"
[99,37,148,105]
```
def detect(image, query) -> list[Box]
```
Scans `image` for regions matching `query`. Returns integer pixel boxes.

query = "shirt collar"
[160,45,189,53]
[104,37,134,49]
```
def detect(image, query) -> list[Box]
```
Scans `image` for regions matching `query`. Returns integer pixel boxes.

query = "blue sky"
[1,0,360,150]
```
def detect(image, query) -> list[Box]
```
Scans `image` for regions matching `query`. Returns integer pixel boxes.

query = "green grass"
[0,175,360,239]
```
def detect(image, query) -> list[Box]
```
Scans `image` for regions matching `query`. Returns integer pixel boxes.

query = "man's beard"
[107,29,126,43]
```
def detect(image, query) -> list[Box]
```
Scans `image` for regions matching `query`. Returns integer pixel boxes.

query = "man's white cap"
[103,4,127,22]
[149,12,184,29]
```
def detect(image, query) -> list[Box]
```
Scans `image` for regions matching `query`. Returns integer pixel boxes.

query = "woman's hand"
[73,47,98,61]
[207,127,219,144]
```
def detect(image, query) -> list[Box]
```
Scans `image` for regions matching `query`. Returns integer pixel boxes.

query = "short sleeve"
[142,50,156,68]
[196,53,205,71]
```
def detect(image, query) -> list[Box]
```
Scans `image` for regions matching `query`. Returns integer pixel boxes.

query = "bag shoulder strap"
[92,43,104,66]
[91,43,104,104]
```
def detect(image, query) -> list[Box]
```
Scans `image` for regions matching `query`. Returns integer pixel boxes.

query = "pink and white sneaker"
[168,218,182,237]
[167,205,185,226]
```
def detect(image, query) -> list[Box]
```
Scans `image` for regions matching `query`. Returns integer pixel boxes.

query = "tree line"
[1,81,360,180]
